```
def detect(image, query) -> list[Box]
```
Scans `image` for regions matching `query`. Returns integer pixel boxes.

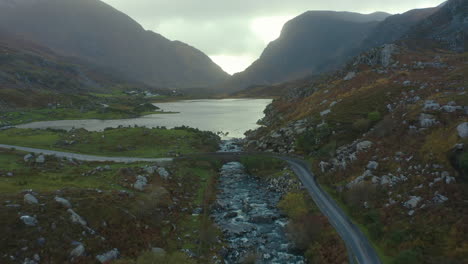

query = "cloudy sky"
[103,0,445,74]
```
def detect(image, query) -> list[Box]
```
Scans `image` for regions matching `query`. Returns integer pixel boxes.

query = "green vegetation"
[240,155,286,179]
[0,127,220,158]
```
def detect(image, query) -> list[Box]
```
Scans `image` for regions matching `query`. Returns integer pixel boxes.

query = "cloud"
[102,0,445,73]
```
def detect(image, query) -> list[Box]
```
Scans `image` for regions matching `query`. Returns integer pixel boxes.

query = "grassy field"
[0,127,220,158]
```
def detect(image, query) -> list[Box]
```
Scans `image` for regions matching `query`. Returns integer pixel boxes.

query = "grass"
[0,127,220,158]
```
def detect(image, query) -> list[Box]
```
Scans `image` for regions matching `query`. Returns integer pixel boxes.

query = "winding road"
[0,144,380,264]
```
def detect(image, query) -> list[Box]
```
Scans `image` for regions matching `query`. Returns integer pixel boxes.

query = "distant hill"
[0,0,229,89]
[223,11,391,91]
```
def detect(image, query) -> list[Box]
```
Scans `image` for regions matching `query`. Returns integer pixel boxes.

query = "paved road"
[0,144,173,164]
[282,157,381,264]
[0,145,380,263]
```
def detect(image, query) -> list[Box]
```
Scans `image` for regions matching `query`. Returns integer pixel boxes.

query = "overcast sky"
[102,0,445,74]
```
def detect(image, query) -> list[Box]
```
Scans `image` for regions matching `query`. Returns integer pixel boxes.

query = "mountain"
[223,11,391,91]
[360,7,440,50]
[0,0,229,89]
[404,0,467,52]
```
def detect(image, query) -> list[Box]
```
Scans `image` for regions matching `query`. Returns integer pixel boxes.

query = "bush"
[136,251,196,264]
[368,111,382,122]
[279,192,309,219]
[352,119,370,133]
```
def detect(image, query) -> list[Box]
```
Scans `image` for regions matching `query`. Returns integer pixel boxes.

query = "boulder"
[403,196,422,209]
[419,114,437,128]
[55,197,72,208]
[20,215,38,226]
[423,100,440,111]
[433,194,448,204]
[157,168,170,180]
[67,209,87,226]
[320,109,331,116]
[35,155,46,164]
[367,161,379,170]
[356,141,373,152]
[96,249,119,263]
[24,154,34,162]
[24,194,39,205]
[343,72,356,81]
[133,175,148,191]
[70,244,86,258]
[457,122,468,138]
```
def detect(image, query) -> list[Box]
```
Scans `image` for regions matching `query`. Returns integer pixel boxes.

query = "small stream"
[212,141,305,263]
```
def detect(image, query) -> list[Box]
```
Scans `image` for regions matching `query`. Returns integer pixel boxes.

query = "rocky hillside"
[0,29,158,110]
[223,11,390,91]
[404,0,467,52]
[0,0,228,89]
[244,42,468,262]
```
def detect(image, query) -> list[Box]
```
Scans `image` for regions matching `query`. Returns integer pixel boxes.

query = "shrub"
[352,119,370,133]
[279,192,309,220]
[136,251,196,264]
[368,111,382,122]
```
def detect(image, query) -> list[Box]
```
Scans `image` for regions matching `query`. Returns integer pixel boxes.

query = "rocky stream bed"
[212,141,305,263]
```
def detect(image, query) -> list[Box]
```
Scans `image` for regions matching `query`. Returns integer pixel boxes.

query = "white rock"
[408,210,415,216]
[151,247,166,256]
[133,175,148,191]
[96,249,119,263]
[423,100,440,111]
[158,168,170,180]
[433,194,448,204]
[320,109,331,116]
[319,161,330,173]
[356,141,373,152]
[419,114,437,128]
[35,155,46,163]
[55,197,72,208]
[70,244,85,258]
[367,161,379,170]
[457,122,468,138]
[67,209,87,226]
[24,154,34,162]
[343,71,356,81]
[20,215,38,226]
[24,194,38,205]
[403,196,422,209]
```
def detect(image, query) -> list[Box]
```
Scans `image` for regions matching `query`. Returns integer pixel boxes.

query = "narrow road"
[0,145,380,263]
[282,157,381,264]
[0,144,173,163]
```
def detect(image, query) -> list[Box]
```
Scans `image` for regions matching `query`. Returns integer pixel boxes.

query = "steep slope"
[404,0,468,52]
[223,11,390,91]
[361,7,440,50]
[0,0,228,88]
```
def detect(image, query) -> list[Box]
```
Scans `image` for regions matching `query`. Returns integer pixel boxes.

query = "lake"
[16,99,272,139]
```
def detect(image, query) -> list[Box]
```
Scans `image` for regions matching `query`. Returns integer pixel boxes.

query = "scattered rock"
[343,71,356,81]
[423,100,440,111]
[24,154,34,162]
[35,155,46,164]
[55,197,72,208]
[457,122,468,138]
[419,114,437,128]
[96,249,119,263]
[24,194,39,205]
[20,215,38,226]
[70,244,86,258]
[433,194,449,204]
[403,196,422,209]
[320,109,331,116]
[367,161,379,170]
[356,141,372,152]
[157,167,170,180]
[67,209,87,226]
[133,175,148,191]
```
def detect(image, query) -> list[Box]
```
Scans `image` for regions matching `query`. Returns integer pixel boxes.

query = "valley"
[0,0,466,263]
